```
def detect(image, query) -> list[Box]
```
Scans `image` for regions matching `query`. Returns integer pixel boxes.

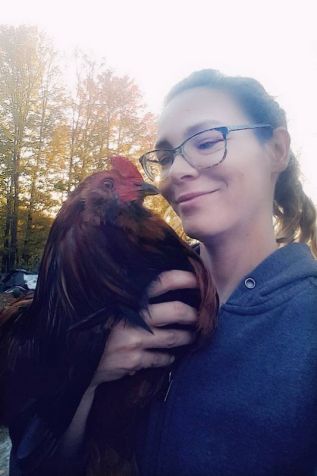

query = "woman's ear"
[266,127,291,174]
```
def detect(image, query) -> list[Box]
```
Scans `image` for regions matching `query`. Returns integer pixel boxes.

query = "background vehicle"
[0,269,38,297]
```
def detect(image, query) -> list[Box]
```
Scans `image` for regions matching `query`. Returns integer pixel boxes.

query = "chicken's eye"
[104,178,114,190]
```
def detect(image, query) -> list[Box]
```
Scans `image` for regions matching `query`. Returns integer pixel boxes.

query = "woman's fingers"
[143,327,195,349]
[141,351,175,369]
[142,301,197,327]
[90,272,200,386]
[109,319,195,351]
[147,270,198,298]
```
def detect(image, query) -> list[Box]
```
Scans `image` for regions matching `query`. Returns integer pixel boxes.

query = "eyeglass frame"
[139,123,273,181]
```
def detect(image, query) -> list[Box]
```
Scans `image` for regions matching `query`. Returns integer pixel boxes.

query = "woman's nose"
[168,152,199,180]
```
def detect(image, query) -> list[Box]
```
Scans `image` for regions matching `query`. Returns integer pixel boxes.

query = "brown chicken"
[0,156,218,476]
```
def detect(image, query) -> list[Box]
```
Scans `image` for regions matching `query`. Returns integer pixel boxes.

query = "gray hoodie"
[136,243,317,476]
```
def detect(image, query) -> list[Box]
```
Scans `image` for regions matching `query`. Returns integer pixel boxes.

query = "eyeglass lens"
[145,128,225,180]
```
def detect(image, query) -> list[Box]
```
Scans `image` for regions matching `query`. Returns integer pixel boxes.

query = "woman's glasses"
[139,124,272,182]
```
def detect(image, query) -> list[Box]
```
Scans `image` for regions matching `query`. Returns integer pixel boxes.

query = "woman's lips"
[176,190,219,204]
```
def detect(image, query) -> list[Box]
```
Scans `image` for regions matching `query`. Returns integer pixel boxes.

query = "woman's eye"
[197,140,220,150]
[157,154,172,168]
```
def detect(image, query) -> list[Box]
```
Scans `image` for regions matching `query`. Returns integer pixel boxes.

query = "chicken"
[0,156,218,475]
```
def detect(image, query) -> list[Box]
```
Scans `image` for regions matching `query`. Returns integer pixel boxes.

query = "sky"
[2,0,317,203]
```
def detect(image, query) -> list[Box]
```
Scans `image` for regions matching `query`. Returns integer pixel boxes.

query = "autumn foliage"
[0,25,181,273]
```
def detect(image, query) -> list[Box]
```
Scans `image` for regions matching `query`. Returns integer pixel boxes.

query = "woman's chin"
[182,221,210,242]
[181,215,229,243]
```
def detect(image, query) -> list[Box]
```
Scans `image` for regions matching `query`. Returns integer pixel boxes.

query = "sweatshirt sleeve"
[8,406,88,476]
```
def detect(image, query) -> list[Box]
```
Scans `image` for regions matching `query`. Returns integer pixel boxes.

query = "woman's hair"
[165,69,317,257]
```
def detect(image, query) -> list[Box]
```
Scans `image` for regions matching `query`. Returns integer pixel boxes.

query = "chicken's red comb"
[110,156,142,179]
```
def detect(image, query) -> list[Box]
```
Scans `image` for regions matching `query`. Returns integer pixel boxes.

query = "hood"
[219,243,317,316]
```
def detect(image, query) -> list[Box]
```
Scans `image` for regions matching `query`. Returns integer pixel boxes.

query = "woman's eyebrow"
[154,138,172,149]
[155,120,223,149]
[185,120,223,137]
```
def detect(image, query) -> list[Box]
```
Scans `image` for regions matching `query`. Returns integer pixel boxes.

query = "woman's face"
[157,87,277,242]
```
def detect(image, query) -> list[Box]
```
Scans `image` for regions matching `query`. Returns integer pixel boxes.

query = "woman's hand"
[89,270,198,389]
[61,270,198,454]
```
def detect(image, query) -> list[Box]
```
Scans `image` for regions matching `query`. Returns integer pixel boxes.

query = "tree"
[0,31,161,271]
[0,25,65,271]
[21,51,66,265]
[64,54,158,190]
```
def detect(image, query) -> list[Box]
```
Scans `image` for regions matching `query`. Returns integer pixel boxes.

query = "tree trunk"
[10,139,20,269]
[1,179,13,273]
[21,181,35,266]
[21,91,48,265]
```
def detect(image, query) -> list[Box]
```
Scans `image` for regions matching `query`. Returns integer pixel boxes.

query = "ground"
[0,427,10,476]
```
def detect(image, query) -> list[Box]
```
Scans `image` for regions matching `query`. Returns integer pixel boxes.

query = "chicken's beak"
[139,181,160,197]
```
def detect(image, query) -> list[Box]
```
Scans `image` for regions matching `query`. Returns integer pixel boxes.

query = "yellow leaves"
[0,27,188,270]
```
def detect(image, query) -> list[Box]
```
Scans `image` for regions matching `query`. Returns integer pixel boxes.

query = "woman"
[9,69,317,475]
[134,70,317,476]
